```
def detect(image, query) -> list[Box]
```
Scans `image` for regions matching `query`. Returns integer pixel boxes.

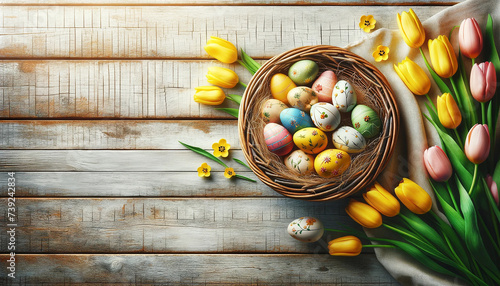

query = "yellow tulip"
[193,86,225,105]
[206,67,239,88]
[397,9,425,48]
[395,178,432,214]
[345,199,382,228]
[204,36,238,64]
[197,163,211,178]
[394,57,431,95]
[437,93,462,129]
[428,35,458,78]
[328,236,362,256]
[363,182,400,217]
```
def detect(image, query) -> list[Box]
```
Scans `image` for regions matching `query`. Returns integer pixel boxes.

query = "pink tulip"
[459,18,483,59]
[423,146,453,182]
[486,175,499,206]
[465,124,490,164]
[470,62,497,102]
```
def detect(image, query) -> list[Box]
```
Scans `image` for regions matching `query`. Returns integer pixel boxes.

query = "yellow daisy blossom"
[212,138,231,157]
[372,45,390,62]
[359,15,376,33]
[197,163,211,177]
[224,167,235,179]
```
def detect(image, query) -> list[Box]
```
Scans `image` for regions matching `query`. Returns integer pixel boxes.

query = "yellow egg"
[314,149,351,178]
[293,127,327,154]
[270,73,296,105]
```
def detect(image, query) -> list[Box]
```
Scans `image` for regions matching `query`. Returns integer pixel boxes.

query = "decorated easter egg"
[293,127,328,154]
[280,108,314,134]
[288,60,319,86]
[287,86,319,113]
[332,80,357,112]
[263,123,293,156]
[270,73,296,105]
[312,70,338,102]
[314,149,351,178]
[261,99,288,124]
[310,102,341,132]
[285,150,315,175]
[332,126,367,153]
[287,216,324,243]
[351,105,382,139]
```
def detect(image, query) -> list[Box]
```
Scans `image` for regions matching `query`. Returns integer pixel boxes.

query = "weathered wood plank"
[0,254,397,285]
[0,6,447,59]
[0,198,358,253]
[0,172,275,197]
[0,120,240,149]
[0,0,458,4]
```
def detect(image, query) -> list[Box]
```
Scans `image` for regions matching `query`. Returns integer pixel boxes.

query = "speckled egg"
[310,102,341,132]
[314,149,351,178]
[270,73,296,105]
[261,99,288,124]
[264,123,293,156]
[312,70,337,102]
[332,126,367,154]
[293,127,328,154]
[287,87,319,113]
[332,80,357,112]
[285,150,315,175]
[351,105,382,139]
[287,216,324,243]
[288,60,319,86]
[280,108,314,134]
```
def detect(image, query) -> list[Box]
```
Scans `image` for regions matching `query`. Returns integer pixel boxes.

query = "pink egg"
[264,123,294,156]
[312,70,337,102]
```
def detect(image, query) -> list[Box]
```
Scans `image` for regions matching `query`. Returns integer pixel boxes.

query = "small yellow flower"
[224,167,235,178]
[359,15,376,33]
[372,45,390,62]
[197,163,211,177]
[212,138,231,157]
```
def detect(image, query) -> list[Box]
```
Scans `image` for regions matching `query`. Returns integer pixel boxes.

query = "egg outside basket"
[238,45,399,201]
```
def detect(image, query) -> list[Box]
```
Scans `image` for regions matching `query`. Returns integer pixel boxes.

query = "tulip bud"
[459,18,483,59]
[204,36,238,64]
[486,175,499,206]
[437,93,462,129]
[395,178,432,214]
[363,182,400,217]
[345,199,382,228]
[465,124,490,164]
[193,86,226,105]
[428,35,458,78]
[470,62,497,102]
[397,9,425,48]
[394,57,431,96]
[206,67,239,88]
[423,146,453,182]
[328,236,362,256]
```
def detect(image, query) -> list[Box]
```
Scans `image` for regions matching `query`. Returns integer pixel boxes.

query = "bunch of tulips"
[328,10,500,286]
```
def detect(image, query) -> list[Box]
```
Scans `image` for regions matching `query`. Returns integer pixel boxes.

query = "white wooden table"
[0,1,456,284]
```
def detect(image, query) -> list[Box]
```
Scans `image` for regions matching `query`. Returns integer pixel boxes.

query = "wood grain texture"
[0,0,458,5]
[0,254,398,285]
[0,198,357,253]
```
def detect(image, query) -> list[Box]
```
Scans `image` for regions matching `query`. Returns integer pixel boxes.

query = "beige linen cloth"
[345,0,500,285]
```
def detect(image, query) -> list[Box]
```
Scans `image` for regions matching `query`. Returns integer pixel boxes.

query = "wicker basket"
[238,45,399,201]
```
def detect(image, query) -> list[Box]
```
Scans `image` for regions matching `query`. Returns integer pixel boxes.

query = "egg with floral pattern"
[261,99,288,124]
[285,150,315,175]
[332,126,367,153]
[263,123,293,156]
[288,60,319,86]
[332,80,357,112]
[287,216,324,243]
[270,73,296,105]
[310,102,341,132]
[312,70,337,102]
[314,149,351,178]
[287,86,319,113]
[351,105,382,139]
[293,127,328,154]
[280,108,314,134]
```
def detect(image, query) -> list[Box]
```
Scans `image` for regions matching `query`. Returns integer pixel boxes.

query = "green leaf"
[235,174,256,182]
[215,108,239,118]
[241,49,261,74]
[453,51,477,128]
[226,94,242,105]
[485,14,500,74]
[493,160,500,188]
[179,141,228,168]
[481,178,500,224]
[419,48,453,95]
[233,158,251,170]
[430,180,466,237]
[433,125,474,180]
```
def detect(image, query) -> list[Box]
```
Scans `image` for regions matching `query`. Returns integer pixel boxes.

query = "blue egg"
[279,108,314,134]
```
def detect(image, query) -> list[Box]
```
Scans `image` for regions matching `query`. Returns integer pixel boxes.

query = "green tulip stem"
[453,128,464,150]
[468,164,479,195]
[362,244,396,249]
[382,223,423,243]
[425,93,437,113]
[238,81,247,88]
[481,102,486,124]
[445,180,460,211]
[472,57,476,66]
[449,76,464,111]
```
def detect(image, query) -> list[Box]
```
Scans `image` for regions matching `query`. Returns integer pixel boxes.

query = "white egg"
[284,150,315,175]
[287,216,324,243]
[332,80,357,112]
[310,102,341,132]
[332,126,367,153]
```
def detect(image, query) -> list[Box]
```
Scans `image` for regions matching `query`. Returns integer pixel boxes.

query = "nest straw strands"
[239,46,400,201]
